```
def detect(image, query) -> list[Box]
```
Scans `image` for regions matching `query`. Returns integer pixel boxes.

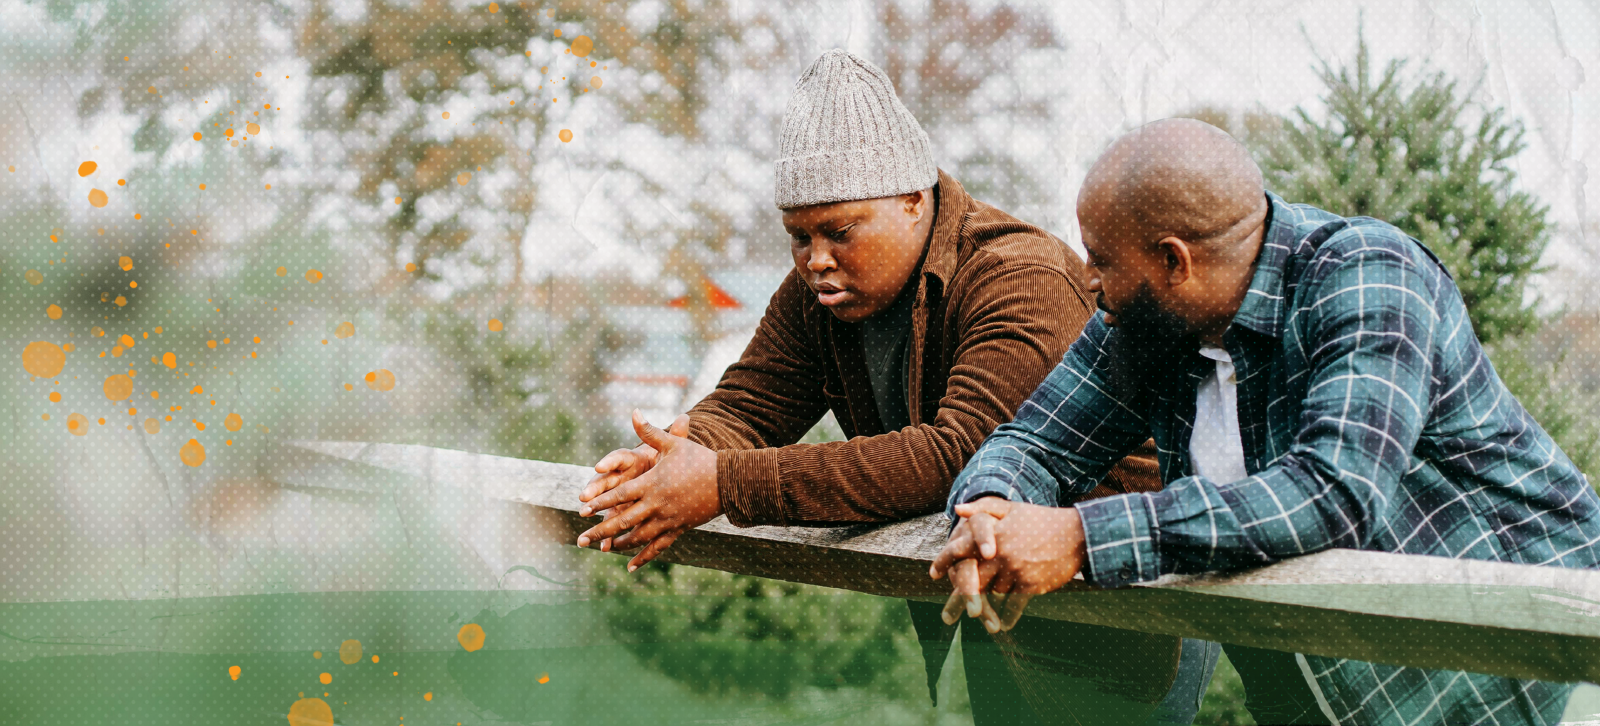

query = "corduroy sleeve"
[718,261,1084,526]
[684,271,831,526]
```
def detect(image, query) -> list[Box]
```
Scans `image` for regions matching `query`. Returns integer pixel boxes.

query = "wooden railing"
[268,440,1600,684]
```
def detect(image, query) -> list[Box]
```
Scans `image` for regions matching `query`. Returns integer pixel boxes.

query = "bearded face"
[1099,281,1202,402]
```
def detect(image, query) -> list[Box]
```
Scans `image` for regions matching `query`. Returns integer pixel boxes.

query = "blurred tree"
[1181,36,1598,480]
[1251,36,1547,346]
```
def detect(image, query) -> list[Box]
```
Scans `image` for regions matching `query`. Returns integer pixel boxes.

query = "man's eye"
[790,233,809,244]
[828,227,850,241]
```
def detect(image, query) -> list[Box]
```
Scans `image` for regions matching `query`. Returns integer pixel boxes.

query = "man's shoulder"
[1273,198,1446,282]
[955,198,1078,276]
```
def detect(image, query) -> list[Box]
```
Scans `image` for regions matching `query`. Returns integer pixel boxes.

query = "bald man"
[932,118,1600,725]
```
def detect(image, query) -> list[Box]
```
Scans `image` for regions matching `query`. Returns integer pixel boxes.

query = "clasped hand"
[576,409,721,571]
[929,497,1089,633]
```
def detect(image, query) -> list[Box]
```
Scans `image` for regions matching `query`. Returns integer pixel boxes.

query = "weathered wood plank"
[267,440,1600,683]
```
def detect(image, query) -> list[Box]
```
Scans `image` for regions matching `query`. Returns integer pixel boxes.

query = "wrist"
[1063,507,1088,565]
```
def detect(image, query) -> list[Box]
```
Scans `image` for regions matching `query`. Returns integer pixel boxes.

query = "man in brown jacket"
[574,49,1216,725]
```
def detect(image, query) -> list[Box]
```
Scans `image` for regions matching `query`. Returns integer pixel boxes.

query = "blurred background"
[2,0,1598,723]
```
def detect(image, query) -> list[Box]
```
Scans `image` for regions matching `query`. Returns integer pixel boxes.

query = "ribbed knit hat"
[774,49,937,209]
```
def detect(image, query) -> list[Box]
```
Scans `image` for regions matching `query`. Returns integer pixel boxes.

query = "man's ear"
[903,188,930,222]
[1156,236,1196,287]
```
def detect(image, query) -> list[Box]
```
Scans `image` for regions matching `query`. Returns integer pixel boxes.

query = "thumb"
[667,413,691,438]
[632,409,672,450]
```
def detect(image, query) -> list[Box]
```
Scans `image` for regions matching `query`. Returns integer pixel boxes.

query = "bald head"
[1078,118,1272,349]
[1081,118,1266,259]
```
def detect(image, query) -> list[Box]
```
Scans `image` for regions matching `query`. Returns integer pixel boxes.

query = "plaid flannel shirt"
[949,192,1600,725]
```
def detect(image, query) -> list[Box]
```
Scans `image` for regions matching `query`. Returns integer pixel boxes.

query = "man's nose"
[807,242,836,273]
[1085,273,1102,294]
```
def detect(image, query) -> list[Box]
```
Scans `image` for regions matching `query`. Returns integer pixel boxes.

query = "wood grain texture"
[268,440,1600,682]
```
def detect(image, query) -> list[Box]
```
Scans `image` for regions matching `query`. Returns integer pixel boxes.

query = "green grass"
[1197,649,1257,725]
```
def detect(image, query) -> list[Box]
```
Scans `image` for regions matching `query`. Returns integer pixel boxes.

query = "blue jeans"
[1144,639,1222,725]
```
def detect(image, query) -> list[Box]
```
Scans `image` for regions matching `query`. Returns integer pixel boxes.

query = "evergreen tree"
[1253,36,1549,346]
[1194,37,1597,479]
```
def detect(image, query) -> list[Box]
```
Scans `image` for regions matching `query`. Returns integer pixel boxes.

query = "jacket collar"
[1226,191,1296,339]
[920,168,969,294]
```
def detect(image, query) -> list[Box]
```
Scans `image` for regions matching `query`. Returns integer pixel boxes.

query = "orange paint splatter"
[247,122,261,135]
[46,304,62,320]
[591,76,603,89]
[24,269,43,285]
[193,419,206,432]
[115,296,127,307]
[286,697,333,726]
[117,178,126,186]
[224,412,242,432]
[48,391,61,403]
[23,341,66,378]
[193,132,203,141]
[343,383,353,391]
[198,183,206,190]
[120,334,135,348]
[559,129,573,143]
[305,269,323,283]
[553,29,562,37]
[179,438,206,467]
[318,672,332,685]
[144,418,160,434]
[457,623,485,652]
[538,673,550,684]
[456,172,471,185]
[364,369,396,392]
[119,256,133,271]
[77,161,97,177]
[442,111,450,120]
[88,189,108,208]
[372,655,379,663]
[67,412,88,436]
[339,639,363,664]
[424,692,433,701]
[394,196,402,205]
[488,1,498,11]
[103,374,133,401]
[207,340,218,349]
[405,262,417,272]
[276,266,287,277]
[334,322,355,339]
[571,35,594,57]
[229,665,241,680]
[313,651,322,659]
[163,352,177,369]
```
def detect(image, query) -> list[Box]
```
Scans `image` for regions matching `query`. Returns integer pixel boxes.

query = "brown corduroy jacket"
[687,169,1160,527]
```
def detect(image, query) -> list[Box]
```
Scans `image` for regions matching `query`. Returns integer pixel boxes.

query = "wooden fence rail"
[268,440,1600,684]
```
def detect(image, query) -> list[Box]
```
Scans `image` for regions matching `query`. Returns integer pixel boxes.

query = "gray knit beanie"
[774,49,938,209]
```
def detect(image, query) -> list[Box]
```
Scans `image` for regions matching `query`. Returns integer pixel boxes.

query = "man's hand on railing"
[577,409,721,571]
[579,412,689,553]
[930,497,1089,634]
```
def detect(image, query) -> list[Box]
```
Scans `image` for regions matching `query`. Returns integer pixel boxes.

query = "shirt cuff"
[945,476,1017,530]
[1073,492,1161,588]
[716,448,786,527]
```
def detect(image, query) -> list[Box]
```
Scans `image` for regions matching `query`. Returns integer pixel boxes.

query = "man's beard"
[1101,282,1202,401]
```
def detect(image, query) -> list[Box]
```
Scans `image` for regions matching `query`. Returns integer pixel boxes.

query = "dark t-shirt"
[859,284,916,432]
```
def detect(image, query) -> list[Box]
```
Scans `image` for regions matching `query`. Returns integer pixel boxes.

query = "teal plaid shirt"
[949,192,1600,725]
